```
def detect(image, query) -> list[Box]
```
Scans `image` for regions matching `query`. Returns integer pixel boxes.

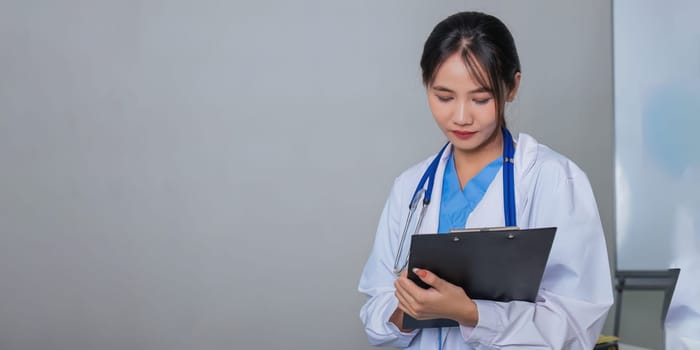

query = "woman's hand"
[394,268,479,327]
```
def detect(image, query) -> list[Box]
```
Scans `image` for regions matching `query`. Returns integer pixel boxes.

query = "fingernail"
[413,268,427,278]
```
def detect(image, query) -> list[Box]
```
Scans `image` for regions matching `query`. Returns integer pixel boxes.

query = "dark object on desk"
[613,269,680,337]
[403,227,556,329]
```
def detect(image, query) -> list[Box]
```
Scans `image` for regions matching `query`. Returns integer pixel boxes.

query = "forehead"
[431,52,489,91]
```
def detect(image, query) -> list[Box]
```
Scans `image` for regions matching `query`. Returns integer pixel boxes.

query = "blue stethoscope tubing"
[502,127,516,227]
[392,127,517,276]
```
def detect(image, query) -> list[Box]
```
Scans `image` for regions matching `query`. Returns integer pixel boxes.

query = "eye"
[436,95,453,103]
[473,97,492,105]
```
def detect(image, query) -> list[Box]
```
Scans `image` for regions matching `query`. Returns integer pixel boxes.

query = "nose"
[453,100,473,126]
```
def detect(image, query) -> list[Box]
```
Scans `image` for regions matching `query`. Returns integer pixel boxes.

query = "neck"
[453,129,503,169]
[452,129,504,189]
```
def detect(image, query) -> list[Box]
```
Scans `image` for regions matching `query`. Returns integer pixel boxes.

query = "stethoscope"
[392,127,517,276]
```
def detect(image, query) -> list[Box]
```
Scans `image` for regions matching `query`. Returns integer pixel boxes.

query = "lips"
[452,130,477,139]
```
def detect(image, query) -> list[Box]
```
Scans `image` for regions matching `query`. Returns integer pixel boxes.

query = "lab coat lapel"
[466,168,506,228]
[466,133,539,229]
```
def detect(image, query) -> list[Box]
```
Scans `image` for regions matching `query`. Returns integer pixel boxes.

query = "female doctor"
[358,11,613,350]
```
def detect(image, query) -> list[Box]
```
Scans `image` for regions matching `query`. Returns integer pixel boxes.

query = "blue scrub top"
[437,152,503,234]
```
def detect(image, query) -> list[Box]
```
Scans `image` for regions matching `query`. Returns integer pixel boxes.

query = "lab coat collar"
[420,133,540,233]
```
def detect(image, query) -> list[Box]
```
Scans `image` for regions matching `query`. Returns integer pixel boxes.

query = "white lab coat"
[359,133,613,349]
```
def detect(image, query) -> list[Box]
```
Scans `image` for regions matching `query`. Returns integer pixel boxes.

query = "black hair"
[420,12,521,125]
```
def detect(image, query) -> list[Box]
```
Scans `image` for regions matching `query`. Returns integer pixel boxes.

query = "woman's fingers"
[395,269,474,321]
[394,280,418,315]
[395,276,435,319]
[412,268,448,291]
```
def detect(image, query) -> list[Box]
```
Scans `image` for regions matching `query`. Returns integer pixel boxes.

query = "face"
[427,52,504,156]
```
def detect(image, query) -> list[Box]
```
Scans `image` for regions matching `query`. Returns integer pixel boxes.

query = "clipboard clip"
[449,226,520,240]
[448,226,520,233]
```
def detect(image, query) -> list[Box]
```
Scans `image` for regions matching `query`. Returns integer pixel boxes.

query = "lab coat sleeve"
[359,177,420,347]
[459,161,614,349]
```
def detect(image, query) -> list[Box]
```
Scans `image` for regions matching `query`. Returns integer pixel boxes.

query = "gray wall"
[0,1,624,349]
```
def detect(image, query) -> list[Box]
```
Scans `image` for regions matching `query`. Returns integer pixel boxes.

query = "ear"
[506,72,521,102]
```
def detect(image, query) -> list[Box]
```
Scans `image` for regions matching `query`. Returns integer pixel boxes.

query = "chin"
[451,140,485,153]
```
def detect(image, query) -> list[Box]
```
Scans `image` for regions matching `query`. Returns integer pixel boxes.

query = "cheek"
[476,101,499,124]
[428,99,451,124]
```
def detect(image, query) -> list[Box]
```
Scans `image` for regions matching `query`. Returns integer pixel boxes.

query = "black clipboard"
[403,227,556,329]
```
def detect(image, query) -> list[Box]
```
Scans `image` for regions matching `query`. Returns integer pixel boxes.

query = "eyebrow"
[431,85,492,94]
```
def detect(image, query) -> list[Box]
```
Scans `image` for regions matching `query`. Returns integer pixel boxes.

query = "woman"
[358,11,613,349]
